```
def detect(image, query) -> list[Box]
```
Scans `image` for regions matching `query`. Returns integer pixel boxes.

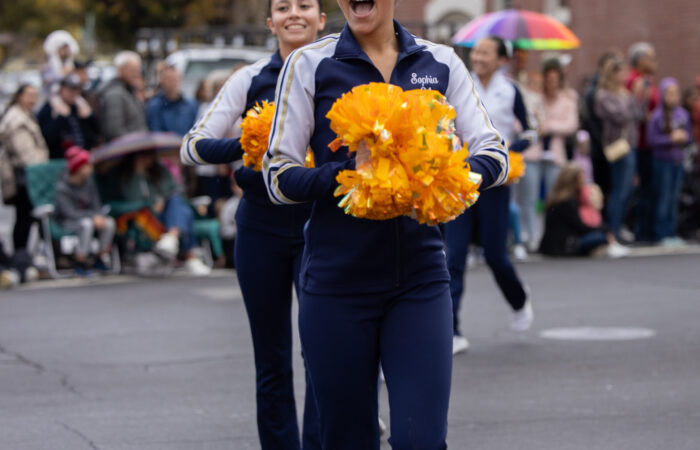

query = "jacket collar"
[334,19,426,62]
[269,50,284,69]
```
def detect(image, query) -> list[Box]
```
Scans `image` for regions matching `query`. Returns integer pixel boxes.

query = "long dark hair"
[2,84,33,118]
[485,35,511,59]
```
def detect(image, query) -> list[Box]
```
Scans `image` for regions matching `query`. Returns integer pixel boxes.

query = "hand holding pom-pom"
[506,151,526,185]
[240,101,276,171]
[327,83,482,225]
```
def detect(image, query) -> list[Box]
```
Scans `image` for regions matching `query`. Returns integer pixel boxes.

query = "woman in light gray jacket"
[0,85,49,250]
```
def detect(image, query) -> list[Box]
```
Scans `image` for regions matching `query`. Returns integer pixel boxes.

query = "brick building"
[396,0,700,92]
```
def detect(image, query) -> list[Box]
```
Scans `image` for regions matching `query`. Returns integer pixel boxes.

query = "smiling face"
[337,0,394,38]
[18,86,39,111]
[268,0,326,55]
[470,38,504,80]
[663,84,680,109]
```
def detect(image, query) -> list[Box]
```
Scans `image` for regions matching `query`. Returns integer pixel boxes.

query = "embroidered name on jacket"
[411,73,440,87]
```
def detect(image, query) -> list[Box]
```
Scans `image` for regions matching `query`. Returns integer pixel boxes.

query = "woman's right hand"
[671,128,689,144]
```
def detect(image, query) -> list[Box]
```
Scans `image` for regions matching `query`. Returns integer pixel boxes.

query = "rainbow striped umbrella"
[452,9,580,50]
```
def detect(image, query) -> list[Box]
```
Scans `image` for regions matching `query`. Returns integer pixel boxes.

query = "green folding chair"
[24,160,121,278]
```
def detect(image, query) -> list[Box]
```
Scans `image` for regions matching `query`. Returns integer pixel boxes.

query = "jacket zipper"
[394,219,401,288]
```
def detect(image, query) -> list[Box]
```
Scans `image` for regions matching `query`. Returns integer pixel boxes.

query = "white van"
[165,47,271,98]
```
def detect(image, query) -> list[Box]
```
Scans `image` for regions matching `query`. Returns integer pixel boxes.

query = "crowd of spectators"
[1,30,700,288]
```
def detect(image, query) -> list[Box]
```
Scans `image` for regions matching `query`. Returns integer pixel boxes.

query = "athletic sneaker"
[452,335,469,355]
[607,242,630,259]
[513,243,528,261]
[74,264,94,277]
[155,233,179,259]
[93,256,111,273]
[510,299,534,332]
[24,266,40,282]
[185,258,211,276]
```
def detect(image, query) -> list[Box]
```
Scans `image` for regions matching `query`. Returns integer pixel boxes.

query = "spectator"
[101,151,210,276]
[41,30,79,96]
[0,85,49,251]
[647,78,692,245]
[98,51,147,141]
[595,58,644,241]
[518,58,578,249]
[54,147,116,275]
[581,48,623,200]
[539,163,628,258]
[626,42,659,242]
[38,74,100,159]
[146,65,198,137]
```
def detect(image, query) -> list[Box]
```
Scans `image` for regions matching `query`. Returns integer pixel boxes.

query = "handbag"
[603,125,631,162]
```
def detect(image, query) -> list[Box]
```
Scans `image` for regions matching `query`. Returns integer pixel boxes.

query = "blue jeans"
[578,230,608,255]
[509,200,523,245]
[652,158,684,241]
[160,194,196,253]
[606,150,636,238]
[516,159,561,245]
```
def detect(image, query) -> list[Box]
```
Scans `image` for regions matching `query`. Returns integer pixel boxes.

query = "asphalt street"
[1,254,700,450]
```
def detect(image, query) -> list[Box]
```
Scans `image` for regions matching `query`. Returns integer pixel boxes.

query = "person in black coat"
[540,163,629,258]
[37,74,99,159]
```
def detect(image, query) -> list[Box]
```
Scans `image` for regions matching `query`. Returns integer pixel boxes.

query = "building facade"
[396,0,700,92]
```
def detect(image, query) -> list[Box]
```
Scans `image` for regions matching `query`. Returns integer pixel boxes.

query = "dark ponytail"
[486,35,511,59]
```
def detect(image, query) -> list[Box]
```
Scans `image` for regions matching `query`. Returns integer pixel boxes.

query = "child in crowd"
[55,147,116,276]
[647,77,693,245]
[540,163,628,258]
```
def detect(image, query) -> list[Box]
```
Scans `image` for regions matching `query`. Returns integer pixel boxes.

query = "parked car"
[165,47,270,98]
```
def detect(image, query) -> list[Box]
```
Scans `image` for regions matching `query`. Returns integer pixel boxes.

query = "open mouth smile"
[350,0,375,17]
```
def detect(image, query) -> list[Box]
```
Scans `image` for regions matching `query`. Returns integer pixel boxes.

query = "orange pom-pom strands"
[506,151,526,184]
[327,82,482,226]
[240,101,276,171]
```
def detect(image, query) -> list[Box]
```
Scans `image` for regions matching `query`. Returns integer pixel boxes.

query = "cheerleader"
[263,1,508,448]
[180,1,327,449]
[445,36,537,356]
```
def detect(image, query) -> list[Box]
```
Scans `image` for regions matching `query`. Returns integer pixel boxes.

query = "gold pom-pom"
[506,151,526,184]
[328,83,482,225]
[240,101,276,171]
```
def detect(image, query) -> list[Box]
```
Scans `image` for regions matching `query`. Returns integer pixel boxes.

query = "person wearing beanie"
[55,146,115,276]
[646,77,692,245]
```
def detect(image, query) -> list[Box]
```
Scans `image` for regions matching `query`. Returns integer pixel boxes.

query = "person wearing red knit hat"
[55,146,115,276]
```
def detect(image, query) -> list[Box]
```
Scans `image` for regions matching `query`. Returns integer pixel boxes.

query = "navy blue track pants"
[299,281,453,450]
[444,185,526,335]
[234,224,320,450]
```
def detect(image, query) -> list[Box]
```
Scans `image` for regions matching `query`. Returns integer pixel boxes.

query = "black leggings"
[12,184,33,251]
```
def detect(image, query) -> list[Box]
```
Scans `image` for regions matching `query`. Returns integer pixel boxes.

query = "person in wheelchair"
[100,150,210,276]
[54,147,115,276]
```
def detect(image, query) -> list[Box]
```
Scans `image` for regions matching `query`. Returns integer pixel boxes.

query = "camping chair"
[23,160,121,278]
[102,195,222,270]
